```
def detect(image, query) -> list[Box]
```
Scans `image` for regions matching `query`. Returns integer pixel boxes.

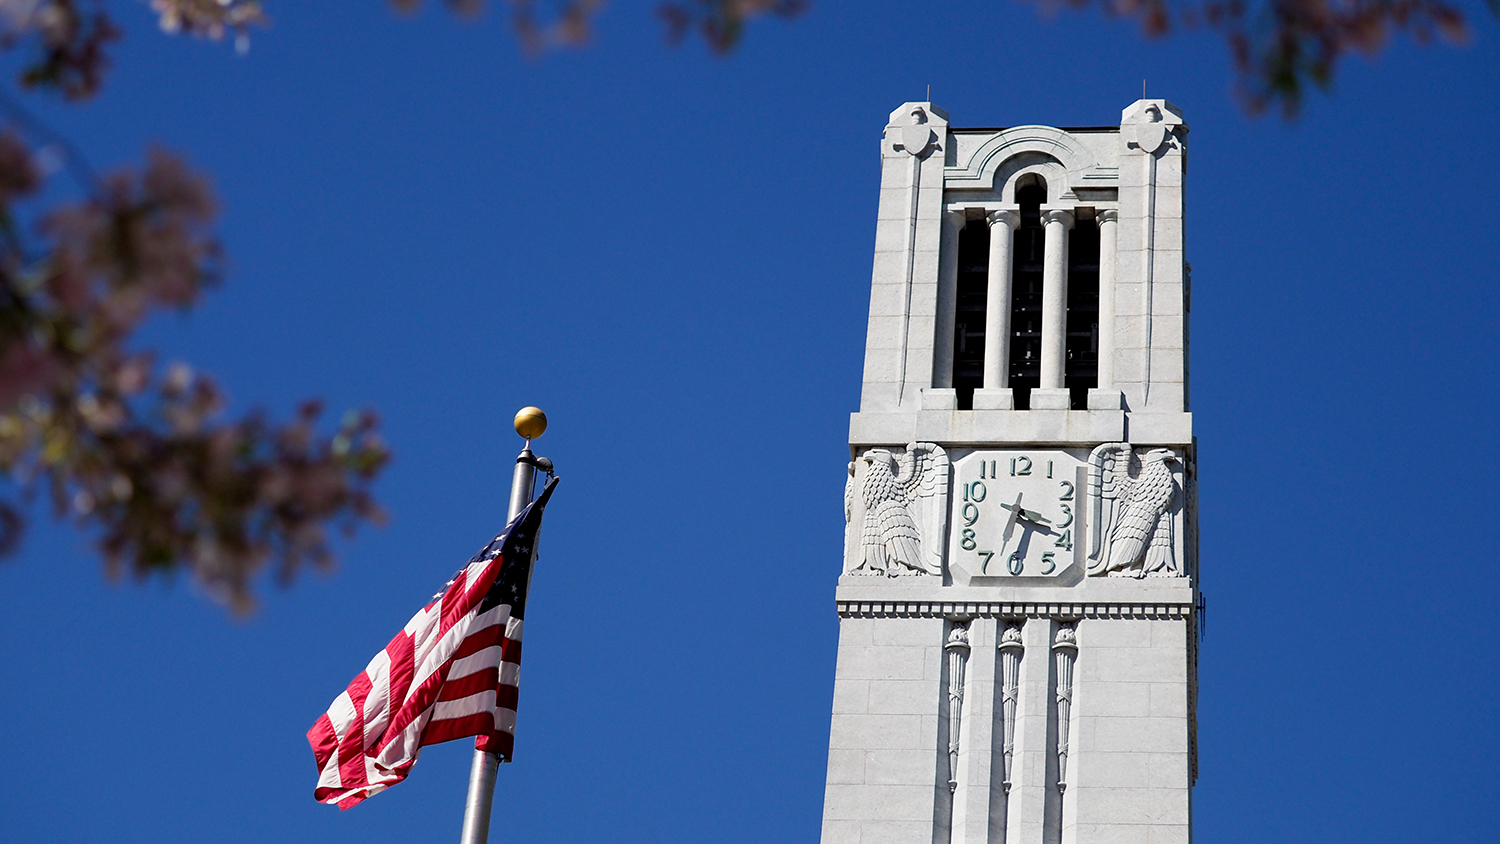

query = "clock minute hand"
[997,492,1023,564]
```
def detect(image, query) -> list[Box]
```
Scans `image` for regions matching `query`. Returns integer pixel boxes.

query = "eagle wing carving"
[843,461,856,568]
[1087,443,1135,573]
[1143,509,1176,575]
[854,442,950,576]
[873,500,922,572]
[1087,443,1181,578]
[898,442,950,575]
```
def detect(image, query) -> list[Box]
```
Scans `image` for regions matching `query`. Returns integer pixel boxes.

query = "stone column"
[933,209,966,391]
[1053,623,1078,793]
[1088,209,1124,410]
[951,619,1000,844]
[1095,210,1118,390]
[1006,618,1055,844]
[997,623,1024,795]
[945,621,971,793]
[1036,209,1074,408]
[974,209,1019,411]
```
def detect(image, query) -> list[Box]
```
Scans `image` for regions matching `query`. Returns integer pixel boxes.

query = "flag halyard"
[309,478,557,809]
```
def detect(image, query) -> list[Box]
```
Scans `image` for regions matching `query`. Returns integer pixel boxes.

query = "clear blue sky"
[2,3,1497,842]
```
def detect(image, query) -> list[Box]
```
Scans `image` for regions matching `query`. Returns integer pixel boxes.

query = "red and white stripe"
[307,553,523,809]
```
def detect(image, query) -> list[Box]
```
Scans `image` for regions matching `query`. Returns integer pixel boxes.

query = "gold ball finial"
[513,406,547,440]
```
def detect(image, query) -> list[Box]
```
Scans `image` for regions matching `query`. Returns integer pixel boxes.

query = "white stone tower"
[824,100,1198,844]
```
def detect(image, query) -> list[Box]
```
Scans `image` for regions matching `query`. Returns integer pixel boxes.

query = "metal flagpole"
[459,407,549,844]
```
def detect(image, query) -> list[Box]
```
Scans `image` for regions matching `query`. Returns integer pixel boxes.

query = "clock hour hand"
[1019,507,1051,526]
[999,498,1052,527]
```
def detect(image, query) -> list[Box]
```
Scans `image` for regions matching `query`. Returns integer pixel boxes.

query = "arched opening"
[1009,176,1047,409]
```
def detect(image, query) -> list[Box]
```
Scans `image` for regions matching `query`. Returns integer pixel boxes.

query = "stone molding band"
[836,601,1194,620]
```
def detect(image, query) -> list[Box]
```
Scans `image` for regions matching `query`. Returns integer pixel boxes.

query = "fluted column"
[1040,209,1074,391]
[1095,209,1119,392]
[933,210,966,390]
[983,209,1019,389]
[945,621,971,793]
[1053,623,1078,793]
[998,622,1024,794]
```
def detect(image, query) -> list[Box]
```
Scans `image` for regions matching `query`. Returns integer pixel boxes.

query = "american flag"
[308,477,558,809]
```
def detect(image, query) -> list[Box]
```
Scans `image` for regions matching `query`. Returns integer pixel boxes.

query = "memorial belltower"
[824,100,1198,844]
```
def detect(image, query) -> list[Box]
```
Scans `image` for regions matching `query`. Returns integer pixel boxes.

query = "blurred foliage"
[1064,0,1473,114]
[392,0,1484,114]
[0,0,386,613]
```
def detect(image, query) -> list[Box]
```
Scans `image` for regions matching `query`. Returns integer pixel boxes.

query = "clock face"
[947,449,1088,579]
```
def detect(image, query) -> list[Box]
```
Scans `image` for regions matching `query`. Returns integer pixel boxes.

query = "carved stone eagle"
[1087,443,1181,578]
[854,442,949,577]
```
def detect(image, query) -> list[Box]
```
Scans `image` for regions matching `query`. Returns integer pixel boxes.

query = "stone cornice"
[848,409,1192,447]
[836,600,1193,620]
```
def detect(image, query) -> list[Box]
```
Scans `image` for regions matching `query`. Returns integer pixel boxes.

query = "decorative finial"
[946,622,971,649]
[1053,624,1078,649]
[513,406,547,441]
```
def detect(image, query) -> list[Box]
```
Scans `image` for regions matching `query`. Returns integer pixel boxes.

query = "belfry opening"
[949,174,1101,411]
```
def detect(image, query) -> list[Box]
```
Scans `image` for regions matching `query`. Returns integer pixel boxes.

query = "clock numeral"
[961,528,977,551]
[1058,480,1074,501]
[1054,529,1072,551]
[1041,551,1056,574]
[1010,456,1032,476]
[1047,460,1053,479]
[979,461,986,479]
[1056,503,1073,529]
[962,502,979,527]
[966,481,986,503]
[1007,553,1023,576]
[977,550,994,573]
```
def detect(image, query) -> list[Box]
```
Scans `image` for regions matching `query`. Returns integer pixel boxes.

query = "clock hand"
[997,492,1023,564]
[1019,507,1051,525]
[1002,497,1052,526]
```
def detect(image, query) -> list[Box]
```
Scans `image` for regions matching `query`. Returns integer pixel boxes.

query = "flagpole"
[459,407,548,844]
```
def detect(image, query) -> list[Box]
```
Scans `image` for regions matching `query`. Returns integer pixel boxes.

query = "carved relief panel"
[843,442,951,577]
[843,442,1187,583]
[1085,443,1185,578]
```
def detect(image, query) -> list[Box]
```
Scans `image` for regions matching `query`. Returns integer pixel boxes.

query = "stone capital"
[987,209,1021,230]
[1096,208,1119,225]
[943,209,968,229]
[1041,208,1075,229]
